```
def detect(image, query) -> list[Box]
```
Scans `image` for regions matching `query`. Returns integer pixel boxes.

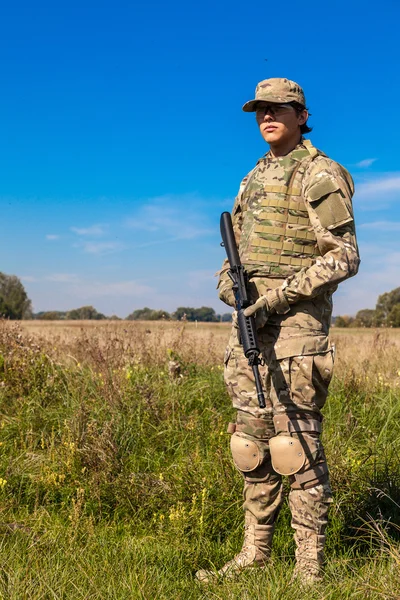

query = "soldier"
[196,78,360,584]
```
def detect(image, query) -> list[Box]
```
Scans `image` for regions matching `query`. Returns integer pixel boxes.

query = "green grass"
[0,322,399,598]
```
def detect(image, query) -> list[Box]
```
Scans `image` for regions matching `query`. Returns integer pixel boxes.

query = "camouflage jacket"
[217,139,360,359]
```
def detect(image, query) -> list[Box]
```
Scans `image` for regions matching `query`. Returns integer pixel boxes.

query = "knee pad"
[269,414,327,486]
[230,432,262,472]
[269,434,305,476]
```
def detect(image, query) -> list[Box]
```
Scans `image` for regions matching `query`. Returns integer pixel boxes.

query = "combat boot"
[291,529,325,585]
[288,479,332,585]
[195,513,274,583]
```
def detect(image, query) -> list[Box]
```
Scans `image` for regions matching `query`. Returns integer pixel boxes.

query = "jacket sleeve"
[263,158,360,314]
[216,170,253,307]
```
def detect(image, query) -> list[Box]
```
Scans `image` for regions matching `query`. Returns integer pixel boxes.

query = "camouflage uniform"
[196,79,360,584]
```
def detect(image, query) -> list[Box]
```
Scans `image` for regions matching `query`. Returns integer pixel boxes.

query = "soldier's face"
[255,103,307,146]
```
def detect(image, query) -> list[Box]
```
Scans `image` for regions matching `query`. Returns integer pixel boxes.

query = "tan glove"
[243,295,270,318]
[244,288,291,319]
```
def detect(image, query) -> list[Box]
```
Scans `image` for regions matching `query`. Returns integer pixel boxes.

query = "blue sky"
[0,0,399,317]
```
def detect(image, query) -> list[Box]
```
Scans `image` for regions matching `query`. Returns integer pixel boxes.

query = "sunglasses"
[255,103,295,117]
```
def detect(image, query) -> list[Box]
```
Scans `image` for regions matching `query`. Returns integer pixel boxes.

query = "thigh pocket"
[313,350,334,408]
[288,355,314,407]
[289,352,334,410]
[313,350,334,386]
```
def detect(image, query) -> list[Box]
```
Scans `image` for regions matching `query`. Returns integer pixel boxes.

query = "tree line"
[0,271,232,322]
[335,287,400,328]
[34,306,232,322]
[126,306,232,322]
[5,270,400,327]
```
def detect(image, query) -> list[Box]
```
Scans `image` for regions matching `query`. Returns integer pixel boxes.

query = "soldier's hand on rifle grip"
[243,295,270,318]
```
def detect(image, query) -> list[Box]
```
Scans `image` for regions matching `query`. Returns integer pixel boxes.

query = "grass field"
[0,320,400,598]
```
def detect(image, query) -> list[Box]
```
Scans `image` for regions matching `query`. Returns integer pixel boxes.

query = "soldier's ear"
[298,110,308,125]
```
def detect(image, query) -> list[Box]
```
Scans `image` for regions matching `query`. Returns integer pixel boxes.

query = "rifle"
[220,211,266,409]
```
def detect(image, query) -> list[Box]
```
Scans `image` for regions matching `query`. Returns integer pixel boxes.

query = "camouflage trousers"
[224,324,334,575]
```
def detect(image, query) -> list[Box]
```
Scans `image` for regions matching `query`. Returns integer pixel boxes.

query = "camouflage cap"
[242,78,306,112]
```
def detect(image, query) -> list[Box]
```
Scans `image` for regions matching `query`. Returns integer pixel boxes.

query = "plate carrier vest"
[239,140,322,277]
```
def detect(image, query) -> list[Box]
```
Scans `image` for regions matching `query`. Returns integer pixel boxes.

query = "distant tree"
[35,311,67,320]
[355,309,376,328]
[173,307,196,321]
[194,307,218,322]
[66,306,106,320]
[334,315,354,328]
[375,287,400,325]
[126,307,170,321]
[0,272,32,319]
[149,310,170,320]
[173,306,218,322]
[334,316,346,328]
[388,304,400,327]
[221,313,233,322]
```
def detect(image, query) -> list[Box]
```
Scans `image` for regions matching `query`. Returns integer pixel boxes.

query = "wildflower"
[0,478,7,489]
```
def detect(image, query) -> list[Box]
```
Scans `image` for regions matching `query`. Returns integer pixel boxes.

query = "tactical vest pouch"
[307,178,353,231]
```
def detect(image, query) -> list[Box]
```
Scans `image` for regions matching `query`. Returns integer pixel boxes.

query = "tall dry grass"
[0,319,399,598]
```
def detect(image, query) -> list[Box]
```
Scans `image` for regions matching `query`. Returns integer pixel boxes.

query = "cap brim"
[242,96,292,112]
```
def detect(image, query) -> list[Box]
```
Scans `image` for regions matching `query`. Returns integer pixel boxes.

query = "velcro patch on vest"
[255,224,285,236]
[258,212,311,224]
[307,178,338,201]
[307,177,354,230]
[282,241,318,255]
[309,192,353,230]
[251,238,318,256]
[262,185,302,196]
[248,253,315,268]
[287,215,309,225]
[258,212,288,223]
[261,198,308,213]
[254,224,316,242]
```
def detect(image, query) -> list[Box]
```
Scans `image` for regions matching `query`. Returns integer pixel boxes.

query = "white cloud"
[130,237,185,250]
[46,234,60,240]
[71,224,106,236]
[45,273,80,283]
[125,194,215,241]
[356,158,377,168]
[358,221,400,232]
[355,174,400,203]
[79,241,124,255]
[68,280,153,298]
[22,273,80,284]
